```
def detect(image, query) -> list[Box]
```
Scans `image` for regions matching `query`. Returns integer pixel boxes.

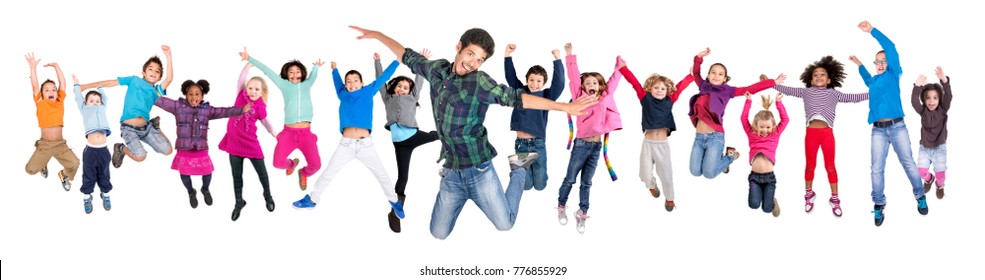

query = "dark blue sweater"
[506,57,565,139]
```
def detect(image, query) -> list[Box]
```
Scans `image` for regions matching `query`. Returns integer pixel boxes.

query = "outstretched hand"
[44,62,59,68]
[935,66,947,83]
[239,47,250,61]
[564,43,573,55]
[565,95,600,116]
[774,73,787,84]
[421,48,432,59]
[759,74,768,82]
[616,56,626,69]
[848,55,862,66]
[552,49,561,60]
[330,61,337,69]
[775,93,784,102]
[243,102,254,113]
[745,92,752,100]
[373,52,380,60]
[72,74,79,85]
[314,59,325,67]
[697,47,711,58]
[505,43,516,57]
[350,25,382,40]
[858,21,873,33]
[25,53,40,68]
[162,45,172,57]
[915,74,927,87]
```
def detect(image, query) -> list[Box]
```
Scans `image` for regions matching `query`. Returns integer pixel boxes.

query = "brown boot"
[388,195,406,233]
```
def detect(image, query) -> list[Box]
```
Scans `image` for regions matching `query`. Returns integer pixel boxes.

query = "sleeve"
[734,79,777,97]
[910,84,925,114]
[773,85,808,99]
[619,66,646,101]
[477,72,524,108]
[858,65,873,86]
[413,74,425,101]
[691,56,705,87]
[237,65,250,93]
[606,60,623,96]
[366,60,400,96]
[546,59,566,101]
[375,59,388,98]
[741,99,753,136]
[503,57,523,88]
[402,48,440,83]
[57,89,66,102]
[566,54,582,99]
[776,100,789,135]
[154,97,180,115]
[208,105,246,120]
[941,77,952,112]
[670,74,694,103]
[247,57,283,84]
[871,28,902,75]
[332,67,346,98]
[305,65,320,85]
[116,76,133,87]
[833,89,869,103]
[74,85,85,110]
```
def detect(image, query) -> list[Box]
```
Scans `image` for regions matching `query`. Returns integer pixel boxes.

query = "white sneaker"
[575,210,589,234]
[557,205,568,225]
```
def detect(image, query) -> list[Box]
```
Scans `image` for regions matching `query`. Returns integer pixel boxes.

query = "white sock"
[84,194,92,200]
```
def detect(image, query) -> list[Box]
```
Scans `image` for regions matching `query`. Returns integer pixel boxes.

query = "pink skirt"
[171,150,214,175]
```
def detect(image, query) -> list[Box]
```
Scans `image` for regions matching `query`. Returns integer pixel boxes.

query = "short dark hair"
[85,91,103,105]
[799,55,845,89]
[459,28,495,59]
[143,56,163,72]
[345,70,363,83]
[525,65,547,82]
[280,60,308,82]
[181,79,211,95]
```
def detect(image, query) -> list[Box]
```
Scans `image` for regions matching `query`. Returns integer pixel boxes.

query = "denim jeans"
[917,144,947,172]
[430,160,527,240]
[870,121,924,205]
[689,132,732,179]
[515,137,548,191]
[748,171,777,213]
[558,139,601,213]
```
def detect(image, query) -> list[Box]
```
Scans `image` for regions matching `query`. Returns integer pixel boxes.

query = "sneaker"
[101,193,112,211]
[299,173,307,191]
[649,188,660,199]
[149,116,161,131]
[231,200,246,221]
[923,174,935,194]
[292,194,316,209]
[916,196,929,215]
[508,153,539,170]
[723,147,739,174]
[58,170,71,191]
[575,209,589,234]
[936,185,945,200]
[286,158,300,176]
[389,200,405,219]
[871,204,885,227]
[202,188,213,206]
[829,196,842,217]
[264,194,276,212]
[41,166,48,178]
[557,205,568,225]
[804,190,816,213]
[83,194,93,214]
[112,143,125,168]
[188,191,199,209]
[664,200,675,212]
[772,198,781,217]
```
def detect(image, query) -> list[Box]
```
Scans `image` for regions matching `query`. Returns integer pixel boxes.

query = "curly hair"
[181,79,211,95]
[800,56,845,89]
[921,83,944,105]
[643,74,676,96]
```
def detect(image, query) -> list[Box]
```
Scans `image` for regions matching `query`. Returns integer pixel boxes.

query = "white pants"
[639,140,675,200]
[310,137,397,203]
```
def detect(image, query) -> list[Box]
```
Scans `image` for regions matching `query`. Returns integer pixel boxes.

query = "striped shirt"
[402,48,526,169]
[773,85,868,127]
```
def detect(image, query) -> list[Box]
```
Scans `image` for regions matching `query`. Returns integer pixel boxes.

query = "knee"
[495,223,515,232]
[430,228,450,240]
[702,171,719,179]
[748,200,760,209]
[133,156,147,162]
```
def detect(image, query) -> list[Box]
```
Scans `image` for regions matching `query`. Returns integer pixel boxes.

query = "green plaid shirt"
[403,48,525,169]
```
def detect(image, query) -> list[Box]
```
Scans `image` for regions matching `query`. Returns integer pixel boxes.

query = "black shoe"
[202,189,213,206]
[264,194,275,212]
[916,196,929,215]
[231,200,246,221]
[150,116,161,131]
[112,143,125,168]
[872,204,885,227]
[188,191,199,209]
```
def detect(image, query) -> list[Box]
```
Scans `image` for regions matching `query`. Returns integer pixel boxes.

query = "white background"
[2,0,982,279]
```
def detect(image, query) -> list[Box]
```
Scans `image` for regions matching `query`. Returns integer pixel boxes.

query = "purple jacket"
[155,97,243,151]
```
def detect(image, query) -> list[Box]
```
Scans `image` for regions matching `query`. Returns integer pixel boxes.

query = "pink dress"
[218,88,268,159]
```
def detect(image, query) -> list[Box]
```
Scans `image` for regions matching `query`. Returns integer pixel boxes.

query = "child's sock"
[935,171,946,187]
[918,167,931,182]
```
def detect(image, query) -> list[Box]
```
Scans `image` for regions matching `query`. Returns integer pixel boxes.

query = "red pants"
[805,127,837,183]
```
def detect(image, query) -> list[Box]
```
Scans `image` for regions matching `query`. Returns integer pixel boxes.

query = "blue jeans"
[689,132,732,179]
[430,160,527,240]
[870,121,924,205]
[558,139,601,213]
[748,171,776,213]
[515,137,548,191]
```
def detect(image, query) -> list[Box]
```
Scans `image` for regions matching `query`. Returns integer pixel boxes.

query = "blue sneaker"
[389,200,405,219]
[871,204,885,227]
[83,194,93,214]
[292,194,316,209]
[916,196,929,215]
[101,193,112,211]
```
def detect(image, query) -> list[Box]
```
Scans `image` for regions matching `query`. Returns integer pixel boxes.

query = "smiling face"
[41,81,57,101]
[874,52,888,75]
[394,80,411,95]
[453,43,487,76]
[143,62,162,84]
[707,64,727,85]
[345,73,363,92]
[246,79,264,101]
[185,85,204,108]
[649,82,670,99]
[526,73,546,92]
[924,89,940,111]
[754,119,775,137]
[811,67,831,88]
[287,65,303,83]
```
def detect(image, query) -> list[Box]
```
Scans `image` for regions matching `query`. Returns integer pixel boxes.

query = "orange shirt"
[36,89,66,128]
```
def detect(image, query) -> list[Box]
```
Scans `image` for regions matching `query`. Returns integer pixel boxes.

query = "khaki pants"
[25,139,79,181]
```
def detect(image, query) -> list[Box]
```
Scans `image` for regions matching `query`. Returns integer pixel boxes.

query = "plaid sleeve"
[476,71,523,109]
[402,48,440,84]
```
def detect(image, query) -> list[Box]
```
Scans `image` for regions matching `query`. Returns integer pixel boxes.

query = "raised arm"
[331,62,346,97]
[305,60,323,85]
[161,45,174,90]
[670,74,694,103]
[865,22,902,75]
[775,94,789,134]
[79,79,120,91]
[26,53,40,97]
[741,94,753,134]
[367,60,400,96]
[937,66,952,112]
[910,76,926,114]
[243,50,282,83]
[618,64,645,101]
[351,26,406,64]
[44,62,67,93]
[692,48,710,87]
[848,55,873,86]
[564,43,582,99]
[238,62,251,93]
[546,49,565,101]
[74,83,85,111]
[604,56,624,97]
[412,49,431,100]
[374,53,387,98]
[503,43,523,88]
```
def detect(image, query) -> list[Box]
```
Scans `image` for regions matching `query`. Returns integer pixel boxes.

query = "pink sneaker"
[804,190,816,213]
[829,196,843,217]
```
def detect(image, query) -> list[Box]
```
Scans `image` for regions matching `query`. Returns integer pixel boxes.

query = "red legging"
[805,127,837,183]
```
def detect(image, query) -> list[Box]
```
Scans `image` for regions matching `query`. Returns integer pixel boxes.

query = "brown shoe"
[772,198,781,217]
[664,200,675,212]
[648,188,660,199]
[286,158,300,176]
[936,186,945,199]
[299,172,307,191]
[388,195,406,233]
[923,174,935,194]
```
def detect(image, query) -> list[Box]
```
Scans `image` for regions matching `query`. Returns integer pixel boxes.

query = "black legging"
[393,130,439,196]
[181,174,212,193]
[229,155,271,201]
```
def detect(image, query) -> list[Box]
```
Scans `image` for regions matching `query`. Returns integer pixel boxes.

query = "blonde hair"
[643,74,676,95]
[247,76,269,103]
[751,95,776,130]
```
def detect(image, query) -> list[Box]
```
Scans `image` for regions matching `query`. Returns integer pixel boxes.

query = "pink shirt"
[741,99,788,164]
[566,54,622,138]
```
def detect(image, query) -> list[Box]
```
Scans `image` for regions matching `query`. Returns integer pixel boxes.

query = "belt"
[873,118,903,128]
